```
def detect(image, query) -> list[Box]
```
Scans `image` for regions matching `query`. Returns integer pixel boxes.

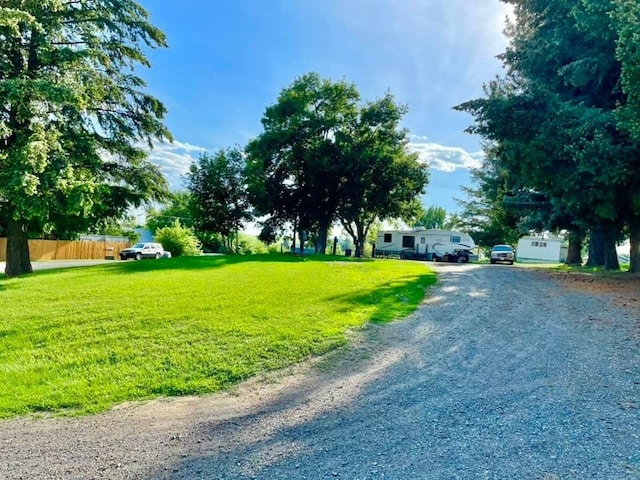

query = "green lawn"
[0,254,435,418]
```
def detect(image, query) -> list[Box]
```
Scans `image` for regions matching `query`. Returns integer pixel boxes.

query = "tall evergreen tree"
[458,0,640,270]
[0,1,170,276]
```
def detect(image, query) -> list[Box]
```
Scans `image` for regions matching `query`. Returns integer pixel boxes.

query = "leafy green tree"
[186,148,252,253]
[443,213,464,231]
[247,74,428,258]
[257,219,279,246]
[155,220,201,257]
[146,191,194,234]
[415,206,447,230]
[245,73,360,253]
[0,1,170,276]
[338,93,428,257]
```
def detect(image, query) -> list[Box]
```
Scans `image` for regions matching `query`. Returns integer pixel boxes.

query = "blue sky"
[138,0,513,214]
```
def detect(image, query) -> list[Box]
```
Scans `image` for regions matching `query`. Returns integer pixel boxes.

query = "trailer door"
[417,236,427,255]
[402,235,415,251]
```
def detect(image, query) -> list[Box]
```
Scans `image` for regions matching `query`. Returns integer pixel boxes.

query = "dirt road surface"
[1,264,638,479]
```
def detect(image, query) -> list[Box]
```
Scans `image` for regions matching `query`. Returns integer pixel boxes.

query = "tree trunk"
[316,226,328,255]
[5,219,32,277]
[354,225,365,258]
[604,238,620,271]
[586,227,605,267]
[292,221,297,252]
[565,230,583,265]
[629,214,640,273]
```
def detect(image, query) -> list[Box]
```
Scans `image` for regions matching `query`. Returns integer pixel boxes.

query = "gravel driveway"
[1,264,638,479]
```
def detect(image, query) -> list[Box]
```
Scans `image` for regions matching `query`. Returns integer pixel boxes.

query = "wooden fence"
[0,238,131,262]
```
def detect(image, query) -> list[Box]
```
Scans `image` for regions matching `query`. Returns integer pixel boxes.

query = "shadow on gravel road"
[147,263,640,479]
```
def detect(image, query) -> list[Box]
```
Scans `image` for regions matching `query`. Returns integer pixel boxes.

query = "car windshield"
[133,243,146,248]
[492,245,513,252]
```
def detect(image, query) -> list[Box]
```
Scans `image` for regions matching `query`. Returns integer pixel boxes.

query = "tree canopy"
[414,206,447,230]
[186,148,252,253]
[246,73,428,257]
[0,1,170,276]
[456,0,640,271]
[146,191,194,234]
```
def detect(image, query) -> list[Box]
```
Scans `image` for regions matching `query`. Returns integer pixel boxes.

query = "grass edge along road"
[0,255,436,419]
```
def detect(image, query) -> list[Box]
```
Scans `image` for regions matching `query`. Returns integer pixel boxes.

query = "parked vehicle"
[374,228,476,262]
[119,242,165,261]
[490,244,515,265]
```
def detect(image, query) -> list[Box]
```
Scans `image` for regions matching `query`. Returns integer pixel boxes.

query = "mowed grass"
[0,254,435,418]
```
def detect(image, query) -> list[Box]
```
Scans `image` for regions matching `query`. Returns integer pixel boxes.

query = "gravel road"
[1,264,638,479]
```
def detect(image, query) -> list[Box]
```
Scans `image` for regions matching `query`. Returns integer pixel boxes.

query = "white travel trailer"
[374,228,476,262]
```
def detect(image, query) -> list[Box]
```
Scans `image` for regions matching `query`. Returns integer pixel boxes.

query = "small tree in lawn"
[186,148,252,253]
[0,1,171,276]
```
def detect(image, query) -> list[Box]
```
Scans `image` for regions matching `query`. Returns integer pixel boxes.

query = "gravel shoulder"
[1,264,638,479]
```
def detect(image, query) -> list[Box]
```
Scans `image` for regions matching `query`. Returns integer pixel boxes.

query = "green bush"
[237,233,268,254]
[155,220,201,257]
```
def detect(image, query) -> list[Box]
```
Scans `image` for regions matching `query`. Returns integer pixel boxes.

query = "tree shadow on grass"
[324,272,438,324]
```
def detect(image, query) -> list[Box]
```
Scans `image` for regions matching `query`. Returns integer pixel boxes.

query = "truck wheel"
[135,252,142,261]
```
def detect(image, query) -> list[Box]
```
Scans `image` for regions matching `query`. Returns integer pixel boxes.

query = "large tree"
[457,0,640,271]
[338,93,428,257]
[246,73,428,257]
[186,148,252,253]
[245,73,360,253]
[0,1,170,276]
[615,0,640,272]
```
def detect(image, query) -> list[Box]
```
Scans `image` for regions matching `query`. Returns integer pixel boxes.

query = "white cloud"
[409,134,430,141]
[409,141,483,173]
[144,140,208,191]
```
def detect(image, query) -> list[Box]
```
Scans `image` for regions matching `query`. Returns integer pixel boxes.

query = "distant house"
[134,228,154,243]
[79,234,129,243]
[617,240,630,264]
[516,237,567,263]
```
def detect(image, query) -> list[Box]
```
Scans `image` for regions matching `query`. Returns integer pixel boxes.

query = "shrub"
[237,233,268,254]
[155,220,201,257]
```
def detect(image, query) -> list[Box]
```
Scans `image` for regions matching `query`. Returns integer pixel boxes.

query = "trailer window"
[402,236,415,248]
[450,235,461,243]
[420,237,426,244]
[383,233,392,243]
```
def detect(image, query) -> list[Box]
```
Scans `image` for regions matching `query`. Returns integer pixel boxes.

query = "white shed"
[516,237,566,263]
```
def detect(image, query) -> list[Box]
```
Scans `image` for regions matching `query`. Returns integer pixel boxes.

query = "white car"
[119,242,165,261]
[490,244,515,265]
